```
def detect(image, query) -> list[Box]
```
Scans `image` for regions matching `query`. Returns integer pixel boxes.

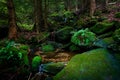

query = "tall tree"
[34,0,43,33]
[43,0,48,29]
[90,0,96,17]
[7,0,17,39]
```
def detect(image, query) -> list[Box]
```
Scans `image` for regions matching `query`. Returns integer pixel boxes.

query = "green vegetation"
[54,49,120,80]
[71,28,96,46]
[0,41,29,67]
[113,28,120,42]
[32,56,42,71]
[90,21,114,34]
[56,27,73,42]
[115,12,120,18]
[0,0,120,79]
[69,44,79,52]
[42,44,55,52]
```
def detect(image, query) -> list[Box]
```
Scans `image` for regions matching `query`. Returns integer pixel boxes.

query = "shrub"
[0,41,29,67]
[0,41,22,67]
[71,28,96,46]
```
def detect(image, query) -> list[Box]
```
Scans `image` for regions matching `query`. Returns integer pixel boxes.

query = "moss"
[90,21,114,34]
[114,12,120,18]
[71,28,96,46]
[42,44,55,52]
[98,31,113,38]
[42,62,65,75]
[32,56,42,71]
[54,49,120,80]
[113,28,120,42]
[113,21,120,28]
[103,37,114,45]
[56,27,73,43]
[69,44,80,52]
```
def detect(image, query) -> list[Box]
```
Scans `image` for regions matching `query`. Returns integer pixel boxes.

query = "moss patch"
[90,22,114,34]
[115,12,120,18]
[54,49,120,80]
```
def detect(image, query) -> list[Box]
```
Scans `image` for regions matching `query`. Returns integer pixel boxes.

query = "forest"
[0,0,120,80]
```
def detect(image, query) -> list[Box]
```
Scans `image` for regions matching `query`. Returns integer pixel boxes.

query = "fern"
[71,28,96,46]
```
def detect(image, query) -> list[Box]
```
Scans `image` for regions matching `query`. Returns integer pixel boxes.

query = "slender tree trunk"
[34,0,43,33]
[64,0,72,11]
[43,0,48,30]
[90,0,96,17]
[75,0,79,11]
[7,0,17,40]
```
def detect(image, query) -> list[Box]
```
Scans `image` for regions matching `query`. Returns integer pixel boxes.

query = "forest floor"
[103,2,120,22]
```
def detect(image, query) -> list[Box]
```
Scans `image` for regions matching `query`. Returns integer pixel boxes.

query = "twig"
[28,72,32,80]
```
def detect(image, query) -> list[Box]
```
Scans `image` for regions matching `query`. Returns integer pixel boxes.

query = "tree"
[34,0,43,33]
[7,0,17,39]
[90,0,96,17]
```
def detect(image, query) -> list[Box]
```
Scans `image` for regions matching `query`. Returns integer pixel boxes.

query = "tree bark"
[7,0,17,40]
[34,0,43,33]
[90,0,96,17]
[43,0,48,29]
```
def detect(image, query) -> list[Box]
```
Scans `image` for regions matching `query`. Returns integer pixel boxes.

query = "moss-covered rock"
[113,28,120,42]
[69,44,80,52]
[41,44,55,52]
[113,21,120,28]
[103,37,114,45]
[71,28,97,46]
[114,12,120,18]
[54,49,120,80]
[41,62,65,75]
[56,27,73,43]
[32,56,42,71]
[90,21,114,34]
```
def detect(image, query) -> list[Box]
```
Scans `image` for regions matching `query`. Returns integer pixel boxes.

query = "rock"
[113,28,120,42]
[41,44,55,52]
[103,37,114,45]
[32,56,42,71]
[114,12,120,18]
[39,62,66,75]
[90,21,114,35]
[54,49,120,80]
[93,39,109,48]
[55,27,73,43]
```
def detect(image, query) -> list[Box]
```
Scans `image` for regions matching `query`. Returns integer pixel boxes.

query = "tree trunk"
[7,0,17,40]
[34,0,43,33]
[43,0,48,30]
[90,0,96,17]
[102,0,108,12]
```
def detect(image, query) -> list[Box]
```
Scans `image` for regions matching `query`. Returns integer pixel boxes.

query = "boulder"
[90,21,114,35]
[39,62,66,75]
[54,49,120,80]
[55,27,73,43]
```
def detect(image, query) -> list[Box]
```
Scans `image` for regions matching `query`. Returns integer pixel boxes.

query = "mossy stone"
[90,22,114,34]
[56,27,73,43]
[54,49,120,80]
[115,12,120,18]
[32,56,42,71]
